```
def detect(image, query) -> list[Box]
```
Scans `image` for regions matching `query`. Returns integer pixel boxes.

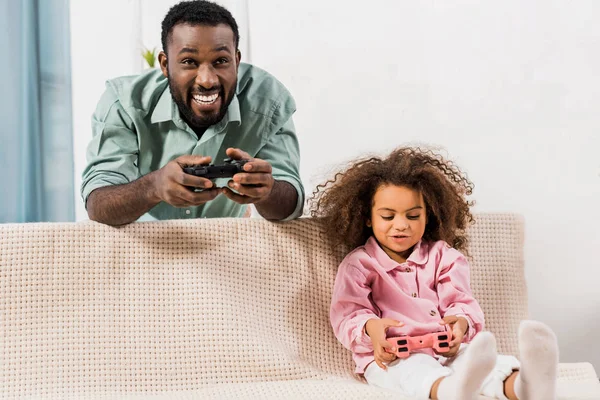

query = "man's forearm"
[254,180,299,221]
[86,173,160,226]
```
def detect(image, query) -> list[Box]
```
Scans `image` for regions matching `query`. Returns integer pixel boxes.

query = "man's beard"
[167,74,235,130]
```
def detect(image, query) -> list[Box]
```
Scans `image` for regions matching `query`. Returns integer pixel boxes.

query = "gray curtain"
[0,0,74,222]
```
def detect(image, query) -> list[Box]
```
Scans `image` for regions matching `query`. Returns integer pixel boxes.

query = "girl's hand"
[365,318,404,370]
[437,315,469,357]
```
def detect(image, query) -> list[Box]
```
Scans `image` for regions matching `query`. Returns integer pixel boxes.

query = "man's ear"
[235,49,241,70]
[158,51,168,78]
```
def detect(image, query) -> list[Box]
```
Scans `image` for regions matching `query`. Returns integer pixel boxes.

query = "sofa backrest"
[0,214,527,397]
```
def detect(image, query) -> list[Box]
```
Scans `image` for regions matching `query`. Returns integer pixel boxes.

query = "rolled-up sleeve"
[80,86,139,207]
[255,117,304,221]
[436,249,485,342]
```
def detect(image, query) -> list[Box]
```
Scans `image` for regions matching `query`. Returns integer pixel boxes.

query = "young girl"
[310,147,559,400]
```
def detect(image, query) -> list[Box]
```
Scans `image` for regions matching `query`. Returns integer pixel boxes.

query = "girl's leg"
[503,371,519,399]
[512,320,559,400]
[479,321,558,399]
[432,332,497,400]
[477,355,520,399]
[429,376,444,399]
[364,353,451,400]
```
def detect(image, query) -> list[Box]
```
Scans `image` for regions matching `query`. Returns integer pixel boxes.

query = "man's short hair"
[161,0,240,54]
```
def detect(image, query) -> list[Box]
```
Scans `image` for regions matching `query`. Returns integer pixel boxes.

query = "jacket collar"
[364,236,430,272]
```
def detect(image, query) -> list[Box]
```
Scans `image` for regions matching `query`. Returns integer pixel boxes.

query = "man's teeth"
[193,93,218,104]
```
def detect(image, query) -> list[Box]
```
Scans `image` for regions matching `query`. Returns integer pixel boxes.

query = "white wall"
[71,1,600,370]
[71,0,142,221]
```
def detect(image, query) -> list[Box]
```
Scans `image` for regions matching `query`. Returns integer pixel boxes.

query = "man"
[81,0,303,225]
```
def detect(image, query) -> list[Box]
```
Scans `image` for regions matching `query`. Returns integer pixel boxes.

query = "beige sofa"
[1,214,598,400]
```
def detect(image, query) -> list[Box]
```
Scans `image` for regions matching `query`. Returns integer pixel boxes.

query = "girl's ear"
[366,219,372,227]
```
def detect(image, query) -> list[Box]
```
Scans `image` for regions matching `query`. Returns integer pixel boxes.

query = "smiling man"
[81,0,304,225]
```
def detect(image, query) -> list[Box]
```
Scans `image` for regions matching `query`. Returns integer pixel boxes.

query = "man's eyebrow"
[213,45,232,54]
[177,46,232,56]
[178,47,198,55]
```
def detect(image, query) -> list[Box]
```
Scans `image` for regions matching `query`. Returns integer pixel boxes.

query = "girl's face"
[367,184,427,264]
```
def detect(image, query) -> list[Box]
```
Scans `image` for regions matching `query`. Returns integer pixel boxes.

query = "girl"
[310,147,558,400]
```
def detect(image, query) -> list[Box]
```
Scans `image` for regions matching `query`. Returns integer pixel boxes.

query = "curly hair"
[309,147,475,255]
[161,0,240,54]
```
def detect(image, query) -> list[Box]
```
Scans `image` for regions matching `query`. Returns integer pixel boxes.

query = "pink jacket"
[330,237,484,373]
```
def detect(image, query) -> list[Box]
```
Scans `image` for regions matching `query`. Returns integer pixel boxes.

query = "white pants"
[364,344,520,400]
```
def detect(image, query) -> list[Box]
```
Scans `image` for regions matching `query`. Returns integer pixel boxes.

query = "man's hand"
[220,148,274,205]
[436,315,469,357]
[86,154,222,226]
[365,318,404,370]
[152,155,221,207]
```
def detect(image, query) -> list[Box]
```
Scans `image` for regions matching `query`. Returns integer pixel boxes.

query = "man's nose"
[195,65,219,89]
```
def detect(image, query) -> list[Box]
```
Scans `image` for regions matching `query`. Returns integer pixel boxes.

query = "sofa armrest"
[556,362,600,400]
[558,362,599,384]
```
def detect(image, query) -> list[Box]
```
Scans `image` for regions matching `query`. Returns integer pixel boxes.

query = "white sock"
[437,332,497,400]
[514,320,559,400]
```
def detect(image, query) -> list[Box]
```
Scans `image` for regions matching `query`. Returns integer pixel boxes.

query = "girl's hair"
[309,147,475,254]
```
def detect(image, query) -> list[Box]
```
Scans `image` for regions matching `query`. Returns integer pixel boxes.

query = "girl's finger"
[375,359,387,371]
[379,339,394,350]
[381,318,404,328]
[444,316,458,325]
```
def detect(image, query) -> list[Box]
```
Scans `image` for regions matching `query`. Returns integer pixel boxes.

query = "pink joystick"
[386,324,453,358]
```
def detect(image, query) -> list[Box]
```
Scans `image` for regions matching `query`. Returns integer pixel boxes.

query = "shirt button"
[429,310,437,316]
[412,293,417,298]
[405,267,411,272]
[185,210,191,215]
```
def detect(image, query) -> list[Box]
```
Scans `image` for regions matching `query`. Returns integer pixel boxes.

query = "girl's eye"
[407,215,421,220]
[381,216,394,221]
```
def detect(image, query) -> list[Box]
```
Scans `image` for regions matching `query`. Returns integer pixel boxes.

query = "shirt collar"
[213,93,241,132]
[150,86,242,131]
[364,236,430,272]
[150,86,172,124]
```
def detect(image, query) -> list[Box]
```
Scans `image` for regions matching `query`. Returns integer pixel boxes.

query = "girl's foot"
[437,332,497,400]
[514,320,559,400]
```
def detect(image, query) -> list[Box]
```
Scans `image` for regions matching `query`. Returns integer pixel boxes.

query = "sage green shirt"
[81,63,304,221]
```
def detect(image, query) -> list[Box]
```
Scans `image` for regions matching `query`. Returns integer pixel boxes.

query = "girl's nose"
[394,220,409,231]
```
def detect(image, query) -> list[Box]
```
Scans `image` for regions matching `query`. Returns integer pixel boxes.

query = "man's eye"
[214,58,229,65]
[407,215,421,220]
[381,216,394,221]
[182,59,196,65]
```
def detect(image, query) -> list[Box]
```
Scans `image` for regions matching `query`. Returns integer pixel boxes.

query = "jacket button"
[429,310,437,316]
[412,293,417,298]
[405,267,411,272]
